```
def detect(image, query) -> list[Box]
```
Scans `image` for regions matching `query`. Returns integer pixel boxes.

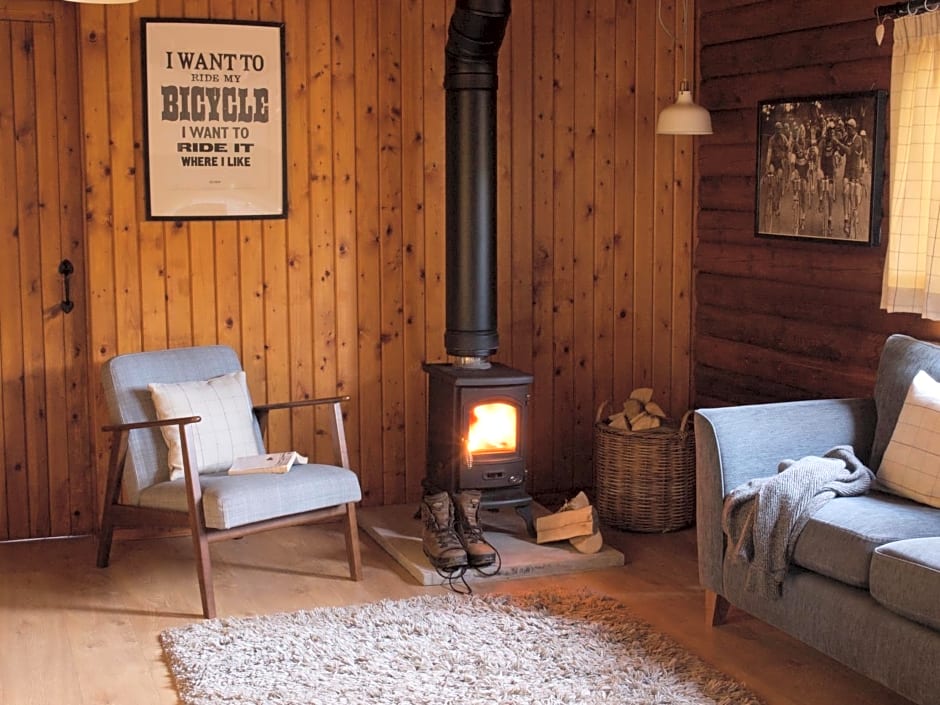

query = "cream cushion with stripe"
[149,371,262,481]
[878,369,940,508]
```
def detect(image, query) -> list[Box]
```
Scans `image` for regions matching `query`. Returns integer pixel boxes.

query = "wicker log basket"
[593,402,696,533]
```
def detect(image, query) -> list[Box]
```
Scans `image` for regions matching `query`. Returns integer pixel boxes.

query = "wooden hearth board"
[358,502,625,587]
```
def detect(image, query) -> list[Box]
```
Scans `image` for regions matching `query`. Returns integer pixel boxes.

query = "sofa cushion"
[792,491,940,587]
[870,538,940,631]
[871,334,940,471]
[878,370,940,508]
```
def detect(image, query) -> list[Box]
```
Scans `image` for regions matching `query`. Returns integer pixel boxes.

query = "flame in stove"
[467,402,517,454]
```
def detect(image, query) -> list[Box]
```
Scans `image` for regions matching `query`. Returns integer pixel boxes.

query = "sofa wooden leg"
[706,590,731,626]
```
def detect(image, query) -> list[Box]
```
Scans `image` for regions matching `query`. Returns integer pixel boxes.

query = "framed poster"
[755,90,887,245]
[141,18,286,220]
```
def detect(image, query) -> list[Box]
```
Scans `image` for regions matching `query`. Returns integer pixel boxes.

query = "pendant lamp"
[656,0,712,136]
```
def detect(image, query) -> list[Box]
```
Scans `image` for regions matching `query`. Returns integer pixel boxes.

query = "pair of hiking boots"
[420,489,496,570]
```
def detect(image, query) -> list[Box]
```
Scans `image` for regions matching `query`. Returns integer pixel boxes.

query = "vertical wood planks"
[2,20,29,539]
[330,0,362,472]
[4,0,699,537]
[530,0,555,494]
[0,3,94,539]
[401,0,428,503]
[572,0,597,490]
[353,0,384,506]
[53,1,94,536]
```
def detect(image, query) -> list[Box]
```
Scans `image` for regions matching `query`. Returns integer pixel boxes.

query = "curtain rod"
[876,1,940,21]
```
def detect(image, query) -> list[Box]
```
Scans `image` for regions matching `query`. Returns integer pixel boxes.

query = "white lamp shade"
[657,90,713,136]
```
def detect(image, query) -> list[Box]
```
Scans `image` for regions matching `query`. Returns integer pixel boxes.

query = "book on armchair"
[227,451,308,475]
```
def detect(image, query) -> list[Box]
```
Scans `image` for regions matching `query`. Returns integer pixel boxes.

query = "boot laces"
[426,503,462,551]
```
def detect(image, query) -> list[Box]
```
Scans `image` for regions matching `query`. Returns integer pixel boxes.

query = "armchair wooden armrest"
[253,395,351,469]
[102,415,201,433]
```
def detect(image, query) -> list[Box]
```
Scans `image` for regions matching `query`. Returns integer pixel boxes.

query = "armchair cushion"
[149,371,262,480]
[138,463,362,529]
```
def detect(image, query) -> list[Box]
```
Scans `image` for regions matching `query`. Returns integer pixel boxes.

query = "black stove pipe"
[444,0,511,361]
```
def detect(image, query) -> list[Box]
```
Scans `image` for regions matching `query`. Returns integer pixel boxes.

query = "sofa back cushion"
[871,335,940,471]
[878,370,940,507]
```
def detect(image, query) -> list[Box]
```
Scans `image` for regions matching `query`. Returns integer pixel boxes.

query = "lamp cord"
[657,0,690,88]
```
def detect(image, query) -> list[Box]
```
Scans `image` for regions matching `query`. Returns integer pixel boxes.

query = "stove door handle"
[461,439,474,470]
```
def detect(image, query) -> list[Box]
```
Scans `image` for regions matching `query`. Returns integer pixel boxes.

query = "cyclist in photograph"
[834,117,865,238]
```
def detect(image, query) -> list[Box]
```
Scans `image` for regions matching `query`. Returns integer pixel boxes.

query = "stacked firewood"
[603,388,667,431]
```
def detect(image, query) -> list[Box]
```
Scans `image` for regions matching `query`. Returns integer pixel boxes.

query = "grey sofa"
[695,334,940,705]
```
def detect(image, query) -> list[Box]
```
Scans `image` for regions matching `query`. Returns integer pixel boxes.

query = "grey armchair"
[96,345,362,618]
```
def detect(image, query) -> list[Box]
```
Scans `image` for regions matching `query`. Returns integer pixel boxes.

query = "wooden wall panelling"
[530,0,555,495]
[33,18,70,537]
[612,1,637,409]
[552,0,575,491]
[0,3,93,540]
[81,2,123,522]
[61,0,697,525]
[54,2,94,536]
[401,0,428,504]
[353,0,384,505]
[377,0,406,506]
[695,0,940,408]
[2,19,31,539]
[108,5,143,357]
[0,17,19,537]
[571,1,596,490]
[421,0,447,368]
[281,0,315,460]
[632,0,656,397]
[591,0,616,427]
[186,0,220,352]
[330,0,362,473]
[135,3,169,353]
[508,0,533,375]
[12,18,51,538]
[670,6,694,420]
[234,2,266,408]
[76,0,120,504]
[310,0,338,465]
[159,1,193,352]
[258,0,290,455]
[652,1,676,416]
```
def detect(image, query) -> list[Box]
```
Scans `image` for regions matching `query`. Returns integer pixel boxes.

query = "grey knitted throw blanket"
[721,445,874,599]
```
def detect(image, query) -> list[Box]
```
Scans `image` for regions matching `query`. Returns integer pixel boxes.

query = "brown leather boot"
[420,491,467,570]
[452,490,497,567]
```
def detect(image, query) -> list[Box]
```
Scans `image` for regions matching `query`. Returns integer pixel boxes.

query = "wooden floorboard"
[0,524,913,705]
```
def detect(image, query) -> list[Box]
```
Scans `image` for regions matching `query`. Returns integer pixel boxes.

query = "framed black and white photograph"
[755,90,887,245]
[141,18,286,220]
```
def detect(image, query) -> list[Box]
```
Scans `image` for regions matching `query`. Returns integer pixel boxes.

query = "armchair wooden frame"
[96,395,362,619]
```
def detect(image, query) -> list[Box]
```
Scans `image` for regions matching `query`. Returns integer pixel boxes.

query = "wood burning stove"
[423,362,535,535]
[423,0,535,535]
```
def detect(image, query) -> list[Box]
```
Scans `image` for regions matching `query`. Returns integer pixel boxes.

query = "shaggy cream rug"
[160,590,764,705]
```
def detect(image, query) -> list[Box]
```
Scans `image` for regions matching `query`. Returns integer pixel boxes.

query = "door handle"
[58,259,74,314]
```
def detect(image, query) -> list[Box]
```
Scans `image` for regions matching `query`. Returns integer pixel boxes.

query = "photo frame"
[141,18,286,220]
[755,90,887,245]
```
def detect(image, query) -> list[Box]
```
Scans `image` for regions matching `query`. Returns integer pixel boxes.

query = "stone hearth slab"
[359,502,625,587]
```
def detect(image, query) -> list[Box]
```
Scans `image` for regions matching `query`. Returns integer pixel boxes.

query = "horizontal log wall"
[66,0,695,526]
[695,0,940,409]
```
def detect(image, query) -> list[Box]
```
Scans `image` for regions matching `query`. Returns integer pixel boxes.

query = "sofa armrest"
[694,397,876,596]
